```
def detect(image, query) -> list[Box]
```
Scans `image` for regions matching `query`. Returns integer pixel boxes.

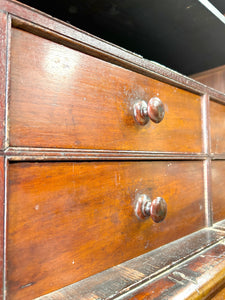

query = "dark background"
[18,0,225,75]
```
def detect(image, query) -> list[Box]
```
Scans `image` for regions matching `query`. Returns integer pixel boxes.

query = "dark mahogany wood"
[150,197,167,223]
[0,1,223,299]
[211,161,225,223]
[191,65,225,94]
[36,229,225,300]
[9,28,203,152]
[133,97,165,125]
[135,194,167,223]
[210,101,225,154]
[147,97,165,123]
[7,161,204,299]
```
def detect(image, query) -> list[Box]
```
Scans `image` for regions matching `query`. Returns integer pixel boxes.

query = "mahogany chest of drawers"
[1,1,225,299]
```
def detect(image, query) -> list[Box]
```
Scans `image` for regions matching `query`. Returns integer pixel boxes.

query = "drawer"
[212,160,225,223]
[210,101,225,154]
[9,28,202,152]
[7,161,204,299]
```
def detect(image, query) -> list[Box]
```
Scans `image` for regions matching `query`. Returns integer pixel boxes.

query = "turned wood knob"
[135,194,167,223]
[133,97,165,125]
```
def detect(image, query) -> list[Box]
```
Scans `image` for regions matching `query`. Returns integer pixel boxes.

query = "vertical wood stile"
[0,11,8,150]
[202,93,212,226]
[4,14,11,151]
[0,10,10,300]
[3,158,7,300]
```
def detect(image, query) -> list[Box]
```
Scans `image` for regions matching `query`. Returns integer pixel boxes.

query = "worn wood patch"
[122,240,225,299]
[214,220,225,231]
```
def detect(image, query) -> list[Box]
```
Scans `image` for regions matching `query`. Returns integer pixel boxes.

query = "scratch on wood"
[144,261,159,269]
[170,271,200,294]
[115,266,145,281]
[168,275,185,286]
[173,271,197,285]
[19,282,34,289]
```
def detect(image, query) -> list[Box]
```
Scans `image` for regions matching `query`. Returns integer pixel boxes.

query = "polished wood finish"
[135,194,167,223]
[212,161,225,223]
[150,197,167,223]
[133,97,165,125]
[0,0,223,299]
[36,229,225,300]
[210,101,225,154]
[9,28,203,152]
[7,161,204,299]
[147,97,165,123]
[191,65,225,94]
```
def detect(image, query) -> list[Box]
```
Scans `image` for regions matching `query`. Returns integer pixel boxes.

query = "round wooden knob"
[147,97,165,123]
[150,197,167,223]
[135,194,167,223]
[133,97,165,125]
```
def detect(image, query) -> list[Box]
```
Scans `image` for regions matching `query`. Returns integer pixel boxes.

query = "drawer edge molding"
[5,147,208,161]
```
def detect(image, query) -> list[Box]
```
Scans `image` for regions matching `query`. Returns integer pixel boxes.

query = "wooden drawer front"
[211,101,225,154]
[9,28,202,152]
[212,161,225,223]
[7,161,204,299]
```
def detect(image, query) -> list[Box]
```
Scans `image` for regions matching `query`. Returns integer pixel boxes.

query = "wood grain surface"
[36,229,225,300]
[0,2,222,300]
[210,101,225,154]
[212,161,225,223]
[9,28,203,153]
[0,10,7,298]
[5,147,208,161]
[0,11,8,150]
[191,65,225,94]
[7,161,204,299]
[125,241,225,300]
